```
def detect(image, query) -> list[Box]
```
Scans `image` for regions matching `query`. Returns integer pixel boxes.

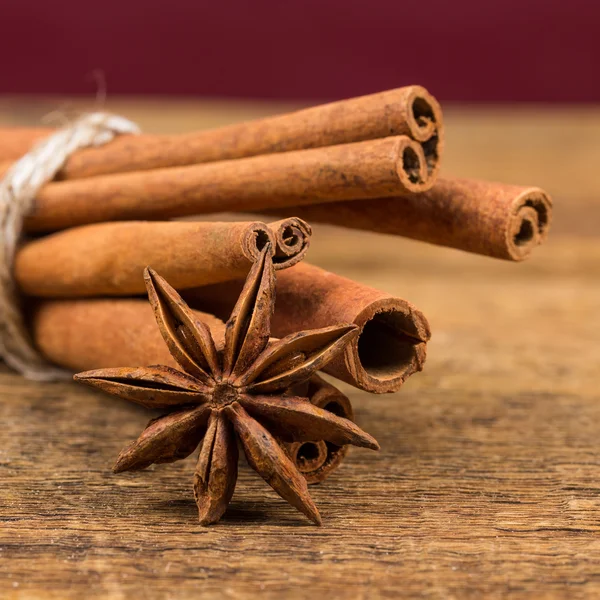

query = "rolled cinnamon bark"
[22,137,429,233]
[262,178,552,261]
[284,375,354,484]
[16,219,311,297]
[185,263,430,393]
[0,127,53,162]
[0,86,442,181]
[30,299,227,372]
[270,217,312,269]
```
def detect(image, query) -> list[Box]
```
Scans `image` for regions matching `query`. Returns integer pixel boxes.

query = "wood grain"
[1,99,599,599]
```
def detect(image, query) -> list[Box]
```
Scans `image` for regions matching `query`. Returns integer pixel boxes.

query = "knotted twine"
[0,113,139,381]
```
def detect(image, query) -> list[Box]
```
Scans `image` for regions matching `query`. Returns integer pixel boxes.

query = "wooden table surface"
[1,98,599,599]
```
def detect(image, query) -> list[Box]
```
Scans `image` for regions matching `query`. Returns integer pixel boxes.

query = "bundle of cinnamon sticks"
[3,85,552,483]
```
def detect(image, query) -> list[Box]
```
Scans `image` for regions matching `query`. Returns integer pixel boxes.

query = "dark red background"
[2,0,597,102]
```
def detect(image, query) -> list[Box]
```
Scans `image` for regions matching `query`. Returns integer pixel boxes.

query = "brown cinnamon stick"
[262,178,552,261]
[30,298,227,372]
[16,218,311,297]
[284,375,354,484]
[184,263,430,393]
[0,86,442,181]
[0,127,53,162]
[22,137,429,233]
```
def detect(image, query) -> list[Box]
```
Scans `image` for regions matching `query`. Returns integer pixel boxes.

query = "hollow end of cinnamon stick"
[395,137,430,193]
[241,221,277,263]
[505,187,552,261]
[267,217,312,270]
[288,440,330,476]
[404,87,439,143]
[344,297,430,393]
[405,86,444,182]
[285,375,353,484]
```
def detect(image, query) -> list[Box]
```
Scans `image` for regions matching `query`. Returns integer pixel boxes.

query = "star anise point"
[75,246,379,525]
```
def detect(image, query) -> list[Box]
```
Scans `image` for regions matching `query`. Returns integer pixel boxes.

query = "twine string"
[0,113,139,381]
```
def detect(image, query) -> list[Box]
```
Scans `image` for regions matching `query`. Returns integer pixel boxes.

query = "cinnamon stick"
[30,298,226,373]
[22,137,429,233]
[0,86,442,181]
[184,263,430,393]
[262,178,552,261]
[0,127,52,162]
[284,375,354,484]
[16,218,311,297]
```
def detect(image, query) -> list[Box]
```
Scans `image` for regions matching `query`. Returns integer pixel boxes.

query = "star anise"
[74,246,379,525]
